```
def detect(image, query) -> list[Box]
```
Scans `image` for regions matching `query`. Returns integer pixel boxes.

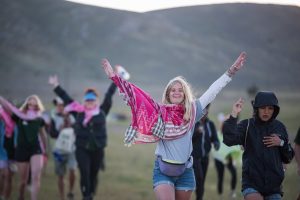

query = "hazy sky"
[66,0,300,12]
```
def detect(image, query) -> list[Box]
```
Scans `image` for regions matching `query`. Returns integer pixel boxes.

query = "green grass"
[10,96,300,200]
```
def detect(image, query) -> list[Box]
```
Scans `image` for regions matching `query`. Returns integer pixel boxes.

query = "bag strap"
[244,119,250,149]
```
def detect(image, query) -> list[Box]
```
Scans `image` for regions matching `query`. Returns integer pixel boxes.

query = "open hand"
[231,97,244,117]
[48,75,59,87]
[101,58,115,78]
[263,134,281,147]
[227,52,247,77]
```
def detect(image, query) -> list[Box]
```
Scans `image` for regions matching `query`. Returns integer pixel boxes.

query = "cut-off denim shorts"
[152,159,195,191]
[242,187,282,200]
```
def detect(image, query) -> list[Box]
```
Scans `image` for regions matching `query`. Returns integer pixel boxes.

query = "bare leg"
[175,190,193,200]
[17,162,30,200]
[58,175,65,200]
[30,154,43,200]
[244,193,264,200]
[68,169,76,194]
[3,167,14,199]
[154,184,175,200]
[0,169,5,197]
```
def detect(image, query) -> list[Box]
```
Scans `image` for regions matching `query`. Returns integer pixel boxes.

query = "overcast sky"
[65,0,300,12]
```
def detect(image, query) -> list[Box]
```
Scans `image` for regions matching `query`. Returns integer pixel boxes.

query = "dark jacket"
[192,117,220,159]
[222,91,294,196]
[54,83,117,150]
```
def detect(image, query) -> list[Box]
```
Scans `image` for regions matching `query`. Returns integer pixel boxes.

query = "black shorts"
[4,136,15,160]
[15,145,42,162]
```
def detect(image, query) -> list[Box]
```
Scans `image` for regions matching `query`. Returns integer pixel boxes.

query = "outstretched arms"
[226,52,247,77]
[102,58,116,78]
[100,59,131,115]
[198,52,246,109]
[0,96,13,116]
[230,97,244,118]
[48,75,74,105]
[222,98,246,146]
[48,75,59,88]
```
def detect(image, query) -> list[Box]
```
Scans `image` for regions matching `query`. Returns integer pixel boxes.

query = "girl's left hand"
[227,52,247,76]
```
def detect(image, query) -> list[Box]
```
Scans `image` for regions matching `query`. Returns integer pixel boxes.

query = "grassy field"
[10,95,300,200]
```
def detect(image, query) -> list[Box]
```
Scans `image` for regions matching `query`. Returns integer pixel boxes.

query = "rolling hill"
[1,0,300,102]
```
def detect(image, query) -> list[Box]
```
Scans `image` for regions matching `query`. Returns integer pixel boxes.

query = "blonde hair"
[162,76,195,121]
[20,95,45,113]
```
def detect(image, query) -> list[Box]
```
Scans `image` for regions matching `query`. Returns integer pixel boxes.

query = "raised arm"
[0,105,15,135]
[100,83,117,115]
[0,96,13,115]
[102,58,116,78]
[0,96,34,120]
[48,75,74,105]
[198,52,246,108]
[100,59,130,115]
[222,98,246,146]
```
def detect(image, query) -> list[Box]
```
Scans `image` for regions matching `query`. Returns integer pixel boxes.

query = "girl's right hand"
[48,75,59,87]
[101,58,115,78]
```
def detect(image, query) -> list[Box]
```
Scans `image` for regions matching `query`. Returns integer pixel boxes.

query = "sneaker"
[67,192,74,200]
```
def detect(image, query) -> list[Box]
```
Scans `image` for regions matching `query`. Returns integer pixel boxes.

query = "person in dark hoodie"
[48,65,130,200]
[222,91,294,200]
[192,103,220,200]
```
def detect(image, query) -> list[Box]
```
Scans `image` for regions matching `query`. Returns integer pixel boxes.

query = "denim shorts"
[54,152,77,176]
[152,159,195,191]
[242,188,281,200]
[0,160,17,172]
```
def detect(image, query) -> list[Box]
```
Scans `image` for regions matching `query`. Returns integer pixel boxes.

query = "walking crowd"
[0,52,298,200]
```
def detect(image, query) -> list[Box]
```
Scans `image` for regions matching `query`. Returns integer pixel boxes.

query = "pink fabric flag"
[111,75,196,145]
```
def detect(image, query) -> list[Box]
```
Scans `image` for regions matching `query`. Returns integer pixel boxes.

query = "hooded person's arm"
[222,98,247,146]
[222,116,246,146]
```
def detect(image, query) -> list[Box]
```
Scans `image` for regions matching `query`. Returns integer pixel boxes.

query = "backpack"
[53,127,75,154]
